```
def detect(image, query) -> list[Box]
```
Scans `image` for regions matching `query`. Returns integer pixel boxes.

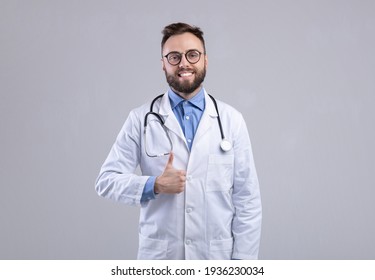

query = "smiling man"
[96,22,262,260]
[162,30,207,98]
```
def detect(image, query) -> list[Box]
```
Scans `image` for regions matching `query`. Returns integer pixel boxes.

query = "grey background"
[1,0,374,259]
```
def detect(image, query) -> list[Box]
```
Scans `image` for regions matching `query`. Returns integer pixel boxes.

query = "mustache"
[176,67,195,74]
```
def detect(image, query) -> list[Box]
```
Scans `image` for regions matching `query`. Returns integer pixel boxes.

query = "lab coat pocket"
[209,237,233,260]
[137,234,168,260]
[206,154,234,192]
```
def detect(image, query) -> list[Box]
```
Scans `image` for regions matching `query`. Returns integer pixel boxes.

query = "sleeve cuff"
[140,176,157,202]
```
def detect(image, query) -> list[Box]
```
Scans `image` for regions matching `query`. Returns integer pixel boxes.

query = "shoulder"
[123,93,167,128]
[130,93,166,116]
[118,99,152,131]
[210,96,244,120]
[127,95,157,118]
[130,102,150,116]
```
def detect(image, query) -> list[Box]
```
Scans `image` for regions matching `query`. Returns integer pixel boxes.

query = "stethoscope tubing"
[144,93,232,153]
[208,94,225,141]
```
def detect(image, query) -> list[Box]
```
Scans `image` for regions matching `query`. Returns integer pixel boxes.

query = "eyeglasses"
[163,49,204,66]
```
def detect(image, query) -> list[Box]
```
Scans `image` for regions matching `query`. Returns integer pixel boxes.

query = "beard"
[165,66,206,95]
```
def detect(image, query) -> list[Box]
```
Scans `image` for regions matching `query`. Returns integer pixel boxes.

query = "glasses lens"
[186,50,201,64]
[166,52,181,65]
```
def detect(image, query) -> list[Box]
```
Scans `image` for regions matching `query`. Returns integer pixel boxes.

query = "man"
[95,22,262,260]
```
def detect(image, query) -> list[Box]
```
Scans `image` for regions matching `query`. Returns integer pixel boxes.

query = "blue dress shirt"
[140,87,206,202]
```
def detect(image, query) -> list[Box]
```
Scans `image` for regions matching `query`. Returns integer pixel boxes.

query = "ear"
[204,54,208,68]
[161,58,166,71]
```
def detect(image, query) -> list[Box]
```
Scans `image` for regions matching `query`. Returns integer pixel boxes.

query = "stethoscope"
[144,93,232,157]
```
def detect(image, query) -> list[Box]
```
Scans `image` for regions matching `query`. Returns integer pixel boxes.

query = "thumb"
[166,152,174,168]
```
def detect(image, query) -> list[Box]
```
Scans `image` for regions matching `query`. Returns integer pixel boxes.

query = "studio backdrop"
[1,0,374,259]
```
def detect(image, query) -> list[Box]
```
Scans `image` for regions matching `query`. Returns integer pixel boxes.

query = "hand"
[154,152,186,194]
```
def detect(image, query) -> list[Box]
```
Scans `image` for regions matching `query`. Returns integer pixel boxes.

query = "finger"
[166,151,174,167]
[179,170,187,177]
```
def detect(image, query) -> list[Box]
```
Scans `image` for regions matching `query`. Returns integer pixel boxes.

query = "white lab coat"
[95,90,262,260]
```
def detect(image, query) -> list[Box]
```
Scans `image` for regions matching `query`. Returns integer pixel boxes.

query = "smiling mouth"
[178,71,194,77]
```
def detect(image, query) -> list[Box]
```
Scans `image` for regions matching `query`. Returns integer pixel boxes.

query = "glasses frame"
[163,49,205,66]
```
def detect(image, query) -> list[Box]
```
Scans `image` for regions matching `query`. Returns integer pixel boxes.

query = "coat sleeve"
[231,114,262,260]
[95,109,149,206]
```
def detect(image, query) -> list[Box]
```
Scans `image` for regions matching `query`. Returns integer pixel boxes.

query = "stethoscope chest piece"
[220,139,232,152]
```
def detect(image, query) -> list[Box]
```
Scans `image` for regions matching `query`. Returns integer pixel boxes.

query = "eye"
[167,52,181,63]
[187,51,199,59]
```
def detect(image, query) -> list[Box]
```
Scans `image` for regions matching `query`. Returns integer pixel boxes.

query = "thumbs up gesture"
[154,152,186,194]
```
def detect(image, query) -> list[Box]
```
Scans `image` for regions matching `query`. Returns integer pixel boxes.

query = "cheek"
[164,65,178,75]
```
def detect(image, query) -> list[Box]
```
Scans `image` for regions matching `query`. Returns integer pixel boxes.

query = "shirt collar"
[168,87,205,111]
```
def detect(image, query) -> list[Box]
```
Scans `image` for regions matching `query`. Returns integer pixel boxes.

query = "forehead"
[163,32,204,53]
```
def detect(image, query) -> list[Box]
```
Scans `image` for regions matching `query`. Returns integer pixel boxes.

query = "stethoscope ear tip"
[220,139,232,152]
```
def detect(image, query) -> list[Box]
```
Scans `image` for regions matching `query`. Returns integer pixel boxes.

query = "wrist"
[154,176,161,194]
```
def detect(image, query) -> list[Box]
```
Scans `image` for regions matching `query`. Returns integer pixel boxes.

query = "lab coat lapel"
[193,92,218,142]
[158,93,186,143]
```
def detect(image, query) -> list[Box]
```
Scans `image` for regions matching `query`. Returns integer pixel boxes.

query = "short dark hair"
[161,22,206,53]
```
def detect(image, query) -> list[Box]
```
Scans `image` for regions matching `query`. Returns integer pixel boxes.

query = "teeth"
[179,72,193,77]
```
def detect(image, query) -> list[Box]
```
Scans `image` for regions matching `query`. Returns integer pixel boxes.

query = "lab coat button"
[186,175,192,181]
[186,208,192,213]
[185,239,192,245]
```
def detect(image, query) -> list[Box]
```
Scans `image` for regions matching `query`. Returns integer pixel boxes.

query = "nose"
[178,54,190,68]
